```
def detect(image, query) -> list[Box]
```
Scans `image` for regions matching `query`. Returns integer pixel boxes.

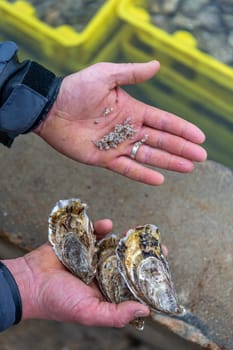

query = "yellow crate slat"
[128,80,233,167]
[121,28,233,168]
[134,78,233,150]
[0,0,232,167]
[122,31,233,124]
[118,0,233,124]
[118,0,233,80]
[67,27,127,72]
[127,81,233,167]
[0,0,120,71]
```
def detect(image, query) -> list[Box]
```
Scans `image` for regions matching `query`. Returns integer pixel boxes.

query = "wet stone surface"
[148,0,233,66]
[0,134,232,349]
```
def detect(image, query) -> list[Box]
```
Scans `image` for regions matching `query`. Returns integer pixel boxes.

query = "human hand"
[35,61,207,185]
[3,219,150,328]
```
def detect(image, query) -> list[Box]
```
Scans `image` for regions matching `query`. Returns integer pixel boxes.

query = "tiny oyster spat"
[48,198,97,284]
[116,224,183,315]
[96,233,145,331]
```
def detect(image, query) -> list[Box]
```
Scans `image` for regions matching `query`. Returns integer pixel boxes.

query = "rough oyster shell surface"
[48,198,97,284]
[96,233,145,331]
[97,233,130,303]
[116,224,183,315]
[48,198,183,329]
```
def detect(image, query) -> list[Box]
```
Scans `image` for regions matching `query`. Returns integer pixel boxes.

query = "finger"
[162,244,168,257]
[142,127,207,162]
[144,106,206,144]
[109,156,164,185]
[127,143,195,173]
[94,219,113,240]
[107,61,160,88]
[84,300,150,328]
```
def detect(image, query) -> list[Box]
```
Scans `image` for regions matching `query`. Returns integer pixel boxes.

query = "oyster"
[96,233,145,331]
[116,224,183,315]
[48,198,97,284]
[97,233,129,303]
[48,198,183,329]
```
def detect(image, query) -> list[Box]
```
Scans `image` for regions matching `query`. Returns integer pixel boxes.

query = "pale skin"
[3,61,207,329]
[35,61,207,185]
[3,219,152,327]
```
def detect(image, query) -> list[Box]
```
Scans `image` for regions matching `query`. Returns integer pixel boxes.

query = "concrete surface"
[0,134,232,350]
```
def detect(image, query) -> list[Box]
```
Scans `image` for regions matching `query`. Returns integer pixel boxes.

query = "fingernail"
[134,309,150,318]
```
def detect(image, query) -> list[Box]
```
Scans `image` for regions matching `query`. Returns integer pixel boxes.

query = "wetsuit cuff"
[0,261,22,331]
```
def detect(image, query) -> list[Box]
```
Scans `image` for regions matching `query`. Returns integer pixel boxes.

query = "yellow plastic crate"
[0,0,120,73]
[75,27,127,71]
[118,0,233,167]
[121,28,233,167]
[127,77,233,167]
[118,0,233,120]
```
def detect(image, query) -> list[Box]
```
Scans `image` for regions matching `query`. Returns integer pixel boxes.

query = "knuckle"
[112,316,127,328]
[166,154,174,170]
[159,111,169,130]
[179,140,187,157]
[156,132,165,149]
[121,163,132,178]
[141,146,151,164]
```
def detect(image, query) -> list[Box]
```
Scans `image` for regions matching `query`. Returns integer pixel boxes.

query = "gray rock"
[197,5,223,32]
[179,0,210,17]
[149,0,233,65]
[219,2,233,14]
[212,45,233,65]
[222,14,233,30]
[220,0,233,3]
[150,14,176,33]
[149,0,180,15]
[16,0,105,31]
[228,31,233,48]
[195,30,227,53]
[173,13,197,31]
[194,28,233,65]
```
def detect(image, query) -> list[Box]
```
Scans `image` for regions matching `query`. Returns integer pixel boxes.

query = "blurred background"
[0,0,232,168]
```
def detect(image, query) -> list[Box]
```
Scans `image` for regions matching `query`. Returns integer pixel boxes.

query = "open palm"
[13,219,149,327]
[36,62,207,185]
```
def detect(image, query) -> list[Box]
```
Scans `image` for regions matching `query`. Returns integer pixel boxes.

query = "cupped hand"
[35,61,207,185]
[4,219,150,328]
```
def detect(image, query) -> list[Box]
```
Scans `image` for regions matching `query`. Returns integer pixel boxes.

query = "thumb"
[107,61,160,88]
[86,300,150,328]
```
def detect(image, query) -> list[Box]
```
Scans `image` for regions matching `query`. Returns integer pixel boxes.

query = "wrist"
[33,89,60,136]
[2,256,42,320]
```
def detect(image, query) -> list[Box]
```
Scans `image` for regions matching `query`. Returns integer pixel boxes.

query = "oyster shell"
[96,233,145,331]
[97,233,130,303]
[48,198,97,284]
[48,197,184,329]
[116,224,183,315]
